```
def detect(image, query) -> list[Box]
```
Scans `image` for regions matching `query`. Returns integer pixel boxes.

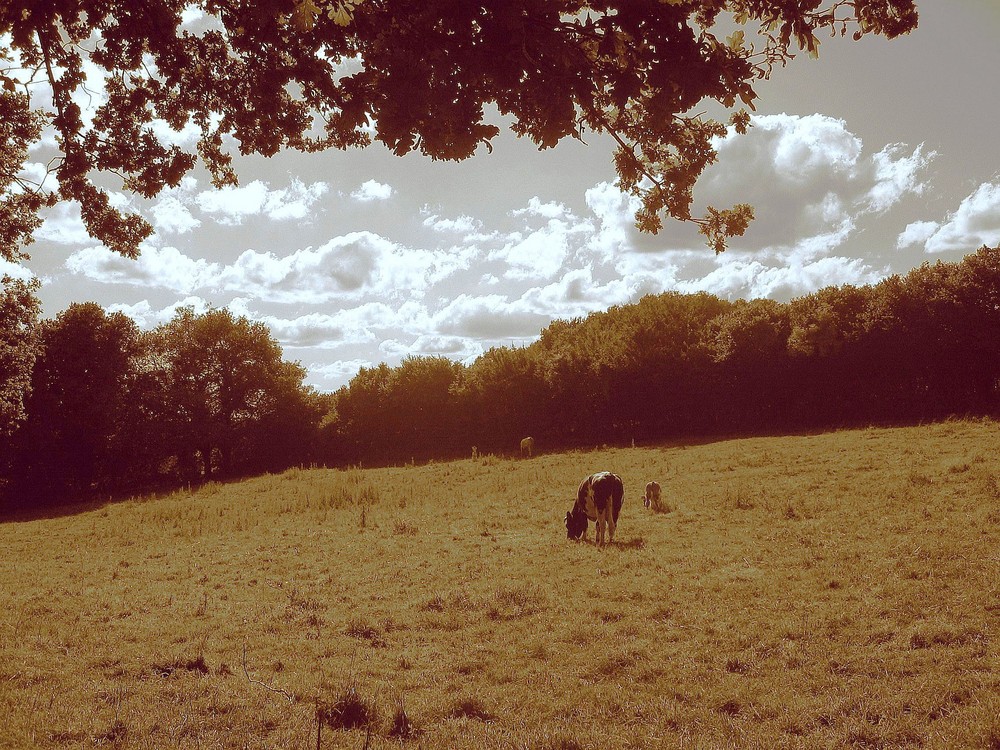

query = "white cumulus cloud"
[433,294,550,339]
[897,181,1000,254]
[513,197,571,220]
[307,359,373,388]
[351,179,394,202]
[36,203,95,245]
[678,255,883,301]
[896,220,940,250]
[64,231,471,304]
[700,113,931,252]
[379,334,484,362]
[66,245,220,292]
[422,212,482,235]
[865,143,933,213]
[228,298,399,348]
[106,296,212,328]
[1,259,35,282]
[196,179,328,225]
[491,223,574,281]
[151,194,201,235]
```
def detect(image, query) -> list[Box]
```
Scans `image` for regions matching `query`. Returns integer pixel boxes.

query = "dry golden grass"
[2,420,1000,748]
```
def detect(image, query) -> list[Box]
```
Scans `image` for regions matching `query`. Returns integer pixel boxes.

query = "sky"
[11,2,1000,392]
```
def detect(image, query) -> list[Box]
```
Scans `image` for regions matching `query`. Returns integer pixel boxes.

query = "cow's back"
[577,471,624,521]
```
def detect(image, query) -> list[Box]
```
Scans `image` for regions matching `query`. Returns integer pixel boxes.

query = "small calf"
[643,481,663,511]
[520,436,534,458]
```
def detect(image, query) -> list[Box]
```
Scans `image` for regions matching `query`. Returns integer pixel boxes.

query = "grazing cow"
[643,481,662,511]
[565,471,624,546]
[520,436,534,458]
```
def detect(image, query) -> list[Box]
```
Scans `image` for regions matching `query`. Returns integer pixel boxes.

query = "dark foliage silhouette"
[1,1,916,261]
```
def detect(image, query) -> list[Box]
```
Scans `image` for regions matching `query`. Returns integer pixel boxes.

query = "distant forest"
[4,245,1000,510]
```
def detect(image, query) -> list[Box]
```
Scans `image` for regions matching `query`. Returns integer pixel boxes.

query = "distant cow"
[643,481,662,511]
[565,471,624,546]
[520,436,534,458]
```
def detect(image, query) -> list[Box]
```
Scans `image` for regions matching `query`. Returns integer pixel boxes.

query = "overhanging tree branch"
[0,0,918,258]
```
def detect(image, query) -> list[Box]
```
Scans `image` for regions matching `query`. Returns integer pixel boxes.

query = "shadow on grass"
[613,536,647,550]
[570,536,646,550]
[0,474,248,525]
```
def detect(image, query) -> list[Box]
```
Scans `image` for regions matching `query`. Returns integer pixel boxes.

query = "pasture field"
[2,420,1000,749]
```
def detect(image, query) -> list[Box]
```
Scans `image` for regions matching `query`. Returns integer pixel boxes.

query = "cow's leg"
[596,512,605,546]
[606,512,617,545]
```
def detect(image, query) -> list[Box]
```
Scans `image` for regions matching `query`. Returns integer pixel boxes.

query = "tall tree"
[386,356,464,459]
[951,246,1000,413]
[611,292,731,436]
[332,362,395,463]
[9,302,144,499]
[786,283,872,425]
[0,276,40,442]
[156,307,316,478]
[536,316,613,443]
[461,345,545,452]
[1,1,917,259]
[709,297,792,429]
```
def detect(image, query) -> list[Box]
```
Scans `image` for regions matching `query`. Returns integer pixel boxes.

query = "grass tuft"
[393,520,418,535]
[318,682,379,731]
[421,593,446,612]
[616,536,646,550]
[488,584,546,620]
[531,731,588,750]
[725,657,751,674]
[388,695,420,740]
[150,655,210,678]
[93,718,128,744]
[344,618,388,648]
[421,588,475,614]
[908,626,984,650]
[716,699,742,716]
[448,696,495,722]
[728,484,756,510]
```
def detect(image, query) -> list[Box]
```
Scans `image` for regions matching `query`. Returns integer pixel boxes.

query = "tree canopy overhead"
[1,0,917,260]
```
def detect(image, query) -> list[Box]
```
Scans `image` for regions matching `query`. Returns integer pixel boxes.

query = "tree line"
[3,245,1000,511]
[1,304,326,510]
[326,245,1000,462]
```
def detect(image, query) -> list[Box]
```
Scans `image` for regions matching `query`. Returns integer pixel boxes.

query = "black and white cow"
[565,471,624,546]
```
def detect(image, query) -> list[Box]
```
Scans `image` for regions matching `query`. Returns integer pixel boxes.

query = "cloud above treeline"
[695,113,933,257]
[42,112,981,390]
[897,181,1000,254]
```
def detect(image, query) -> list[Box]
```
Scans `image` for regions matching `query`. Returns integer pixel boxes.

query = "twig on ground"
[242,638,295,703]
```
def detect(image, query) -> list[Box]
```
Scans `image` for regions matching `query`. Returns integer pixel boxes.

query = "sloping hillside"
[2,420,999,748]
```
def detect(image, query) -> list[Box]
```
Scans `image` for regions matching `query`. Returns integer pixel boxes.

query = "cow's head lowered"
[565,507,588,539]
[565,471,624,545]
